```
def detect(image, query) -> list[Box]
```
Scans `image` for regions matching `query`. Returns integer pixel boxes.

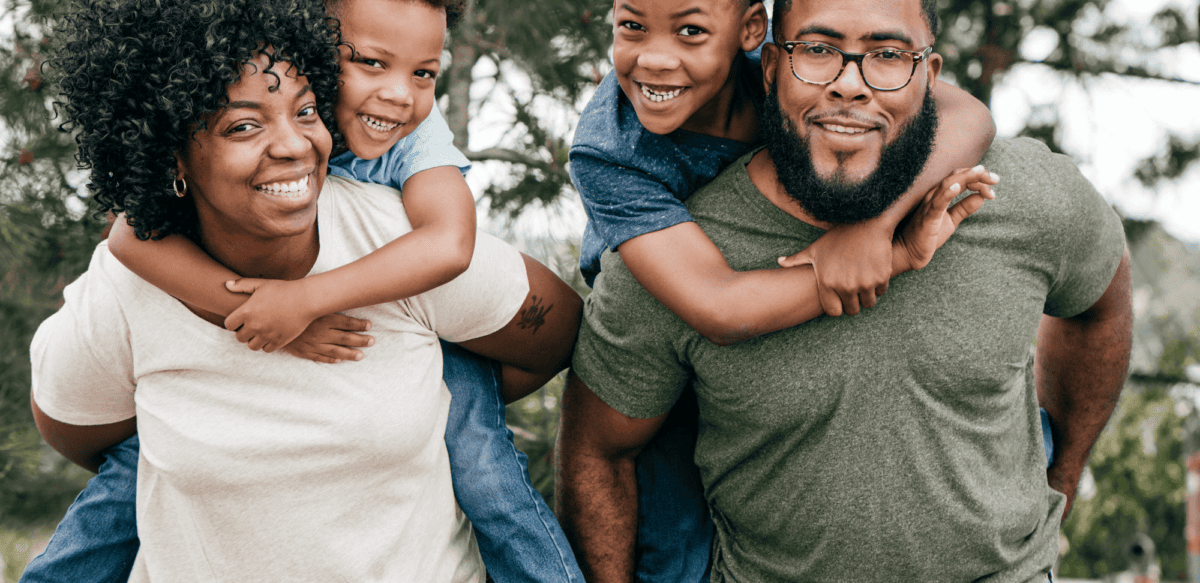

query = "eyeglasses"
[774,41,933,92]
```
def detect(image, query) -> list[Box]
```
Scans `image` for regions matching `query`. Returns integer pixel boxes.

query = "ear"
[740,2,769,53]
[761,41,779,93]
[925,51,942,91]
[174,153,187,181]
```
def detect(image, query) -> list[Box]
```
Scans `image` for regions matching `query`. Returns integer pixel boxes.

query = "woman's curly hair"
[48,0,344,241]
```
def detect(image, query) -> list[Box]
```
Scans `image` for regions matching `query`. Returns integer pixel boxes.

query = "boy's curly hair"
[48,0,343,241]
[325,0,468,30]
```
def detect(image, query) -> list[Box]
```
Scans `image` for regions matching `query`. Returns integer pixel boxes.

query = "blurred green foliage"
[1058,386,1187,579]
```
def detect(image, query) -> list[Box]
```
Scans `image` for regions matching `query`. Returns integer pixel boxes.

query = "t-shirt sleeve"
[571,250,692,419]
[407,230,529,343]
[386,107,471,189]
[1033,147,1127,318]
[569,149,694,251]
[30,246,137,426]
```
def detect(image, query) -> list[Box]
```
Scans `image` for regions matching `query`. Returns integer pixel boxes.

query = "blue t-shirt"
[568,37,769,287]
[329,106,471,190]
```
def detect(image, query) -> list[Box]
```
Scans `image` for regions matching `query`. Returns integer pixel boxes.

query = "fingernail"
[333,359,342,364]
[367,338,375,347]
[355,352,364,361]
[950,183,961,193]
[989,172,999,182]
[364,322,371,331]
[972,165,985,172]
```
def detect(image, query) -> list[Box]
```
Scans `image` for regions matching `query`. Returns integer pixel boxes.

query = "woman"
[30,0,579,580]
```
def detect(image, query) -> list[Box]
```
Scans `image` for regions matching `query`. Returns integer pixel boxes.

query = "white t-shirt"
[30,176,529,582]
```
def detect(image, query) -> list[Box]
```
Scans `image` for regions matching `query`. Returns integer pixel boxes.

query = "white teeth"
[256,175,309,198]
[639,83,683,103]
[360,114,400,132]
[823,124,867,134]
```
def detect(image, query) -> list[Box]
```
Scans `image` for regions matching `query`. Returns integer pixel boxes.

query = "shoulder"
[317,176,412,252]
[979,138,1117,225]
[571,71,644,162]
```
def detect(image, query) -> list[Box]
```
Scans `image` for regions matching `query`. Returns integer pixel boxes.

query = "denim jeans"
[19,434,139,583]
[21,343,582,583]
[634,391,712,583]
[439,340,582,583]
[632,405,1059,583]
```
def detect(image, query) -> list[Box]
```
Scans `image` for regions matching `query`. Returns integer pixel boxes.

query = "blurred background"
[1,0,1197,580]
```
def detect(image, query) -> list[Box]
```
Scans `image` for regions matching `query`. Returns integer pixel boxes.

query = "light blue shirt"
[329,106,471,191]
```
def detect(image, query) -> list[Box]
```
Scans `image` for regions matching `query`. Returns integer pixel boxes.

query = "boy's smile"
[612,0,767,138]
[333,0,446,161]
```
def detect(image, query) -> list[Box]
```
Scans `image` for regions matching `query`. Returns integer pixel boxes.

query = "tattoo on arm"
[518,295,553,334]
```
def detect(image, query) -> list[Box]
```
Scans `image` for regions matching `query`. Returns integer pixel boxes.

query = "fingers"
[833,286,858,317]
[318,313,372,332]
[225,277,266,294]
[858,288,878,311]
[778,249,814,268]
[948,192,987,227]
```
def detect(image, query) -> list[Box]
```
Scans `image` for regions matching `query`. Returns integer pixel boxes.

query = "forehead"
[779,0,929,47]
[613,0,742,19]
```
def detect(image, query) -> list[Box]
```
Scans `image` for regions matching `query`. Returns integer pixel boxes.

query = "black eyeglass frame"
[773,41,934,92]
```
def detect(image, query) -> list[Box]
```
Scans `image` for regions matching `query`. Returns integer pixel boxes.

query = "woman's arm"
[457,253,582,403]
[31,392,136,473]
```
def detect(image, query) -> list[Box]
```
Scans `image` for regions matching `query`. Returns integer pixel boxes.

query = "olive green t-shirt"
[573,138,1126,583]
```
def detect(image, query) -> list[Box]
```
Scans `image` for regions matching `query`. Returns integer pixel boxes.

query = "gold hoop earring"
[173,177,187,198]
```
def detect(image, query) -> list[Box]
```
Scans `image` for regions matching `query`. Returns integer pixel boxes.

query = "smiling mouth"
[360,114,402,133]
[819,123,872,135]
[638,82,685,103]
[255,174,310,199]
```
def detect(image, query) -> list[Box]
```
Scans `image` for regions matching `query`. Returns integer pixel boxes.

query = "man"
[555,0,1132,581]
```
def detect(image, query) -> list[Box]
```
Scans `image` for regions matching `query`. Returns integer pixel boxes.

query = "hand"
[893,165,998,273]
[778,221,893,317]
[1046,462,1082,522]
[224,278,319,352]
[281,313,375,364]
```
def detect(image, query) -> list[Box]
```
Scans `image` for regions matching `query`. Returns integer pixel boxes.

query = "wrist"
[290,277,328,321]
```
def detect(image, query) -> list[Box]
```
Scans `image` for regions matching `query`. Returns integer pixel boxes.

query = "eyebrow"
[223,84,312,112]
[793,25,915,46]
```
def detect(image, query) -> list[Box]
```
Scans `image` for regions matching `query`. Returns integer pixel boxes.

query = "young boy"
[565,0,1001,581]
[21,1,581,582]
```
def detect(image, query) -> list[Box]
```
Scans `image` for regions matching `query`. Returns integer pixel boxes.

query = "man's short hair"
[772,0,939,42]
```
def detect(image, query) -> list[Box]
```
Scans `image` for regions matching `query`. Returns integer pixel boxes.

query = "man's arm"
[31,393,136,473]
[1036,248,1132,520]
[555,373,667,583]
[457,253,582,403]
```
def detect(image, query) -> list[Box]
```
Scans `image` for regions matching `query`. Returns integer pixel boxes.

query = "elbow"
[445,229,475,278]
[690,304,753,347]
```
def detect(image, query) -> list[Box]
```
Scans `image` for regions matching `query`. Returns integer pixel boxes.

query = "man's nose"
[827,60,871,103]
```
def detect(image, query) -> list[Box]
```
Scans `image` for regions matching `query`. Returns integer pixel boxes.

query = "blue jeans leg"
[20,434,139,583]
[635,391,712,583]
[1041,407,1054,467]
[440,340,582,583]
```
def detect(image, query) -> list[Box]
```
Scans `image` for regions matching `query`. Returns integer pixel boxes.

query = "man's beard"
[758,82,938,224]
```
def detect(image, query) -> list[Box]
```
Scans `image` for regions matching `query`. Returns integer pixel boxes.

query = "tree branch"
[464,147,571,182]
